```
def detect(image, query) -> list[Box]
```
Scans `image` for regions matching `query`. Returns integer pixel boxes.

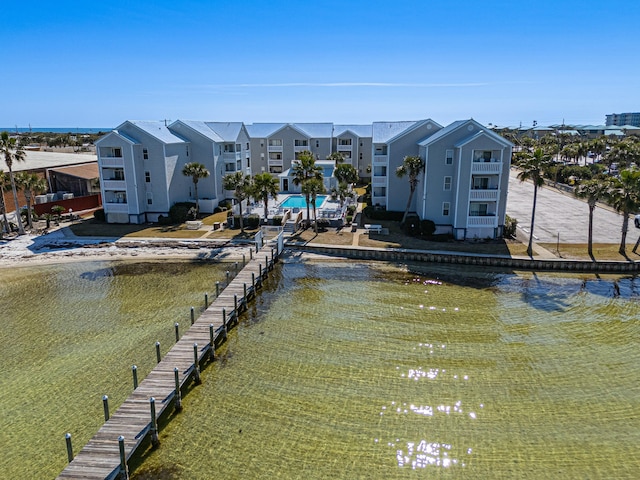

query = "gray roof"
[334,124,372,138]
[293,123,334,138]
[245,123,287,138]
[129,120,186,144]
[205,122,244,141]
[420,119,513,148]
[372,121,419,143]
[173,120,224,142]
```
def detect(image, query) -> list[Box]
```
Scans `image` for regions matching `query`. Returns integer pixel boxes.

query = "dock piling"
[65,433,73,463]
[209,324,215,361]
[102,395,109,421]
[190,307,195,325]
[205,293,209,309]
[155,342,161,364]
[243,254,246,266]
[252,272,255,292]
[234,262,238,274]
[174,367,182,411]
[193,343,201,384]
[215,281,220,297]
[174,322,179,342]
[149,398,159,447]
[250,249,253,260]
[132,365,138,390]
[226,270,230,285]
[118,435,127,479]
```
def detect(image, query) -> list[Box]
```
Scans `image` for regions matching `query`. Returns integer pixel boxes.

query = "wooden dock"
[57,236,283,479]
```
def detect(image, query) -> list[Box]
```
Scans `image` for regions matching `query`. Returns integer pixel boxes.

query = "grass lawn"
[539,243,640,262]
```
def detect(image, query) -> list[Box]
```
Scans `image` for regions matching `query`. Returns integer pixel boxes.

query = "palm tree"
[291,150,322,227]
[0,170,10,237]
[250,172,279,221]
[181,162,210,215]
[301,178,325,233]
[517,147,552,256]
[223,172,251,233]
[331,181,351,208]
[395,155,425,225]
[16,172,48,230]
[334,163,358,185]
[0,131,26,234]
[327,151,345,165]
[574,179,608,258]
[606,168,640,256]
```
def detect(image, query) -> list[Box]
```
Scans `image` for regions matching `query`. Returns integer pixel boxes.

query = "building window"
[470,203,489,216]
[338,138,352,146]
[445,149,453,165]
[373,165,387,176]
[443,202,450,216]
[373,186,386,197]
[359,153,363,160]
[147,194,153,205]
[100,146,122,158]
[473,177,489,189]
[246,156,251,168]
[145,171,151,183]
[246,142,250,150]
[474,150,492,162]
[225,163,236,172]
[269,165,283,174]
[374,145,388,155]
[294,139,308,147]
[268,139,282,147]
[444,176,452,191]
[269,152,282,161]
[316,140,320,148]
[236,144,241,153]
[186,146,189,157]
[224,144,235,152]
[143,148,149,160]
[260,141,264,148]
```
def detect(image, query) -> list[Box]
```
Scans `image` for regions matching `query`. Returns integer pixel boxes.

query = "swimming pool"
[279,194,327,209]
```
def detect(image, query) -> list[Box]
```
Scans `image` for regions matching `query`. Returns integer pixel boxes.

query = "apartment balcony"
[469,189,499,201]
[467,215,498,227]
[371,176,386,185]
[222,152,241,161]
[293,145,309,152]
[471,160,502,174]
[373,155,388,164]
[267,145,283,153]
[337,145,352,153]
[104,202,129,213]
[102,179,127,190]
[100,157,125,167]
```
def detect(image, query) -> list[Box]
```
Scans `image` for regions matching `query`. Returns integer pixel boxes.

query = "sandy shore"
[0,229,256,268]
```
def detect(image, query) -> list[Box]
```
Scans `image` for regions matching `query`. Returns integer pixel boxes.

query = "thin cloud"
[198,82,490,88]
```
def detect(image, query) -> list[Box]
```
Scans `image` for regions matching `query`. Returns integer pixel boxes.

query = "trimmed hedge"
[94,208,105,222]
[363,206,404,221]
[169,202,196,223]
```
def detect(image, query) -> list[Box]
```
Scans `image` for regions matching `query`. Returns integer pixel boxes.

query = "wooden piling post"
[190,307,195,325]
[265,255,269,270]
[193,343,201,384]
[271,248,274,264]
[102,395,110,421]
[174,322,179,342]
[149,398,159,447]
[205,292,209,309]
[226,270,230,285]
[132,365,138,390]
[252,272,255,292]
[234,294,238,315]
[209,324,215,361]
[222,309,228,339]
[259,264,262,278]
[215,281,220,297]
[174,367,182,411]
[65,433,73,463]
[250,248,253,260]
[155,342,161,364]
[242,253,246,267]
[243,283,247,302]
[118,435,128,478]
[234,262,238,274]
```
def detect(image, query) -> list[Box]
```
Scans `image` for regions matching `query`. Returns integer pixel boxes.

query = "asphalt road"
[506,169,640,245]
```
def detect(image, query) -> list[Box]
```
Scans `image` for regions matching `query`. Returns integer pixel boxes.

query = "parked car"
[635,214,640,228]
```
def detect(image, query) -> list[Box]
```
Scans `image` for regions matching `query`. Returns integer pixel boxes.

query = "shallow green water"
[132,261,640,480]
[0,260,232,480]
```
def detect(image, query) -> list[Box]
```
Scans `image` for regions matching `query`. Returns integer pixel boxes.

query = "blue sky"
[1,0,638,128]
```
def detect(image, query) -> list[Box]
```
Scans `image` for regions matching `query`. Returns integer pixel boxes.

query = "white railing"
[103,180,127,190]
[267,145,283,152]
[471,162,502,174]
[372,176,386,185]
[373,155,388,164]
[467,216,498,227]
[469,189,499,201]
[100,157,124,167]
[337,145,352,152]
[104,203,129,213]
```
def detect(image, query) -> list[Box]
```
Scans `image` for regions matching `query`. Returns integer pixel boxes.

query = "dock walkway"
[57,237,283,479]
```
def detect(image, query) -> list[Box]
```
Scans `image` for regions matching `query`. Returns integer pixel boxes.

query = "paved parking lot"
[506,169,640,246]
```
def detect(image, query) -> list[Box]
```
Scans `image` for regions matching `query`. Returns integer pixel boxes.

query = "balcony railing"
[103,180,127,190]
[372,176,386,185]
[373,155,388,164]
[100,157,125,167]
[471,161,502,174]
[467,215,498,227]
[104,203,129,213]
[222,152,241,161]
[469,189,499,201]
[267,145,283,153]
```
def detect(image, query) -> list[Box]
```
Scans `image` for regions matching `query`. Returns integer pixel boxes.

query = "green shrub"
[346,215,353,224]
[420,219,436,237]
[272,215,283,225]
[169,203,195,223]
[246,214,260,229]
[94,208,105,222]
[503,214,518,238]
[363,206,403,221]
[316,218,330,231]
[158,215,172,226]
[347,205,356,214]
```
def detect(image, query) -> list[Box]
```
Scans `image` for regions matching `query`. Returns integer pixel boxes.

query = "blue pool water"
[280,195,327,209]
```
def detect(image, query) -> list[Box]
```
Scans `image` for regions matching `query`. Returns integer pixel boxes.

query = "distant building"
[605,113,640,127]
